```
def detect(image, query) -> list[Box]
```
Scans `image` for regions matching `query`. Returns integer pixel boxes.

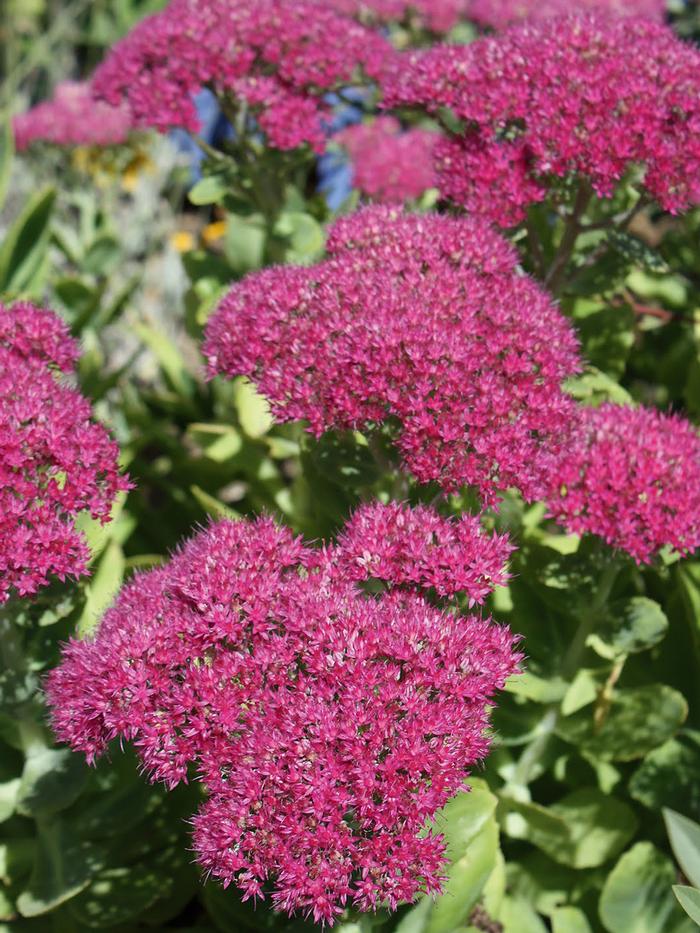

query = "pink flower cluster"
[91,0,393,153]
[13,81,133,151]
[548,403,700,565]
[327,0,469,32]
[383,15,700,225]
[0,302,129,603]
[204,206,580,504]
[47,511,519,923]
[337,501,513,603]
[467,0,667,28]
[336,117,438,203]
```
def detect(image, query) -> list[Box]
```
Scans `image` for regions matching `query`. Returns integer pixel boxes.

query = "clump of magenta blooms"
[47,508,521,924]
[204,206,581,506]
[547,403,700,565]
[0,302,129,603]
[467,0,667,28]
[90,0,393,151]
[12,81,133,151]
[384,14,700,227]
[335,117,438,203]
[18,0,700,928]
[337,500,513,603]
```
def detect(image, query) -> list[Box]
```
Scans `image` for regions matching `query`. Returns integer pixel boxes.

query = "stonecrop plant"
[12,81,133,151]
[335,117,438,203]
[0,301,128,602]
[5,0,700,930]
[47,510,520,924]
[384,14,700,226]
[90,0,392,149]
[204,206,581,504]
[466,0,668,28]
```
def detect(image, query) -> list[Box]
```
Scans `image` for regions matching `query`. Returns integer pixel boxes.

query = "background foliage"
[2,1,700,931]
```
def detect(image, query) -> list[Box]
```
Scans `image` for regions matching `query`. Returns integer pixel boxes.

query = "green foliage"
[630,731,700,820]
[502,789,637,869]
[557,685,688,761]
[673,887,700,926]
[588,597,668,660]
[0,187,55,297]
[0,121,14,212]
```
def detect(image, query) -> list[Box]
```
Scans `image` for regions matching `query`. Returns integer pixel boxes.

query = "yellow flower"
[121,150,154,192]
[171,231,196,253]
[202,220,227,246]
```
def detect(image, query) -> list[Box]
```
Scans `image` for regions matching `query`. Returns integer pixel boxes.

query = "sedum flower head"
[336,116,438,203]
[204,206,580,504]
[547,403,700,564]
[91,0,393,153]
[467,0,667,29]
[383,14,700,225]
[0,302,129,602]
[47,512,520,924]
[13,81,133,151]
[337,501,513,603]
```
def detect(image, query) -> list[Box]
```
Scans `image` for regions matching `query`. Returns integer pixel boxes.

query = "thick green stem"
[509,561,620,789]
[192,135,228,163]
[526,216,546,279]
[579,193,651,233]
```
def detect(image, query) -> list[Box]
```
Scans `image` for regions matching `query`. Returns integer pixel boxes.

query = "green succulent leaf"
[233,378,274,438]
[75,540,125,638]
[673,886,700,926]
[588,597,669,660]
[664,808,700,889]
[0,780,21,824]
[599,842,695,933]
[189,174,231,206]
[17,749,87,819]
[0,187,55,295]
[557,685,688,761]
[607,231,669,273]
[630,731,700,820]
[0,118,14,211]
[503,788,637,869]
[224,213,267,274]
[551,906,594,933]
[16,822,106,917]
